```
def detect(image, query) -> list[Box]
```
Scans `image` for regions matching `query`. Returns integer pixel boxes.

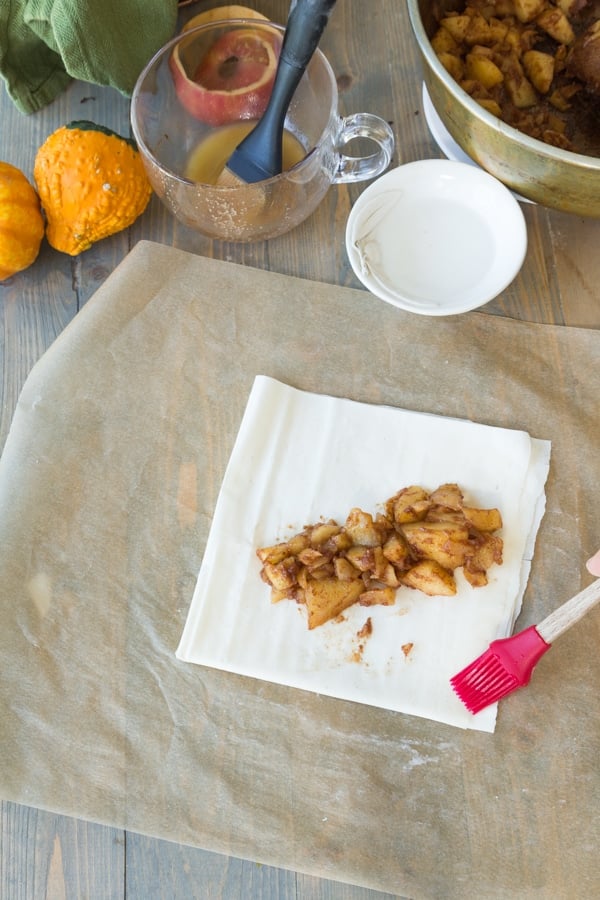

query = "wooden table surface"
[1,2,599,898]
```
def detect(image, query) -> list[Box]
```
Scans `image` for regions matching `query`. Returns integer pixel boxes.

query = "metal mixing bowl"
[406,0,600,217]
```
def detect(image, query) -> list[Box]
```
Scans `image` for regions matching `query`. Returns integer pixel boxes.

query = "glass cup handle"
[332,113,395,184]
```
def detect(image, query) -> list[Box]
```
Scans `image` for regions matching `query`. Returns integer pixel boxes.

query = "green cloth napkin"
[0,0,179,114]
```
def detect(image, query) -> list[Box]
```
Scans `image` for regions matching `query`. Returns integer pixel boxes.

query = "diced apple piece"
[488,19,510,43]
[309,563,335,580]
[440,15,471,43]
[465,15,494,46]
[466,53,505,88]
[425,508,468,524]
[286,533,312,556]
[401,521,471,570]
[371,546,391,582]
[345,545,376,573]
[431,28,461,55]
[262,557,299,592]
[401,560,457,597]
[438,52,465,81]
[297,548,329,569]
[504,28,524,53]
[463,563,489,588]
[555,0,580,14]
[476,98,503,117]
[256,542,291,565]
[505,69,538,107]
[429,483,464,510]
[359,587,396,606]
[461,506,503,532]
[549,83,580,110]
[536,8,575,45]
[305,577,364,630]
[320,530,353,555]
[379,563,400,588]
[257,531,312,565]
[513,0,546,24]
[344,508,388,547]
[309,521,341,545]
[382,532,412,569]
[522,49,555,93]
[334,556,360,582]
[468,533,504,570]
[386,485,431,524]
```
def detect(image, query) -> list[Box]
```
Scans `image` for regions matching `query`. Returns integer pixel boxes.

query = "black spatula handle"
[264,0,338,140]
[225,0,337,181]
[280,0,338,70]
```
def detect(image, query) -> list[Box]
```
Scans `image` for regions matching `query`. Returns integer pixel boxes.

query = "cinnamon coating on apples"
[432,0,600,155]
[257,483,503,630]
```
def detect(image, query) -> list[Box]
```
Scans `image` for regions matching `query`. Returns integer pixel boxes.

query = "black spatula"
[218,0,337,185]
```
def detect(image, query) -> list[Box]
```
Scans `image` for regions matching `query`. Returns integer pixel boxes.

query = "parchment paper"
[1,241,599,898]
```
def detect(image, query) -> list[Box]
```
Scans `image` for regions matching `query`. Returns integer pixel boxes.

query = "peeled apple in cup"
[0,161,45,281]
[170,6,281,126]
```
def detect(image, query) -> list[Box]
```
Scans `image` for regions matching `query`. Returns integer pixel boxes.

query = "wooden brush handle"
[536,578,600,644]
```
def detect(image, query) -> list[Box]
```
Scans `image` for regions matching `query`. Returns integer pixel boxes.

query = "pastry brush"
[451,577,600,714]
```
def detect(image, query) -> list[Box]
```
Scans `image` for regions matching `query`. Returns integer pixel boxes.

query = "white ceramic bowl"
[345,159,527,316]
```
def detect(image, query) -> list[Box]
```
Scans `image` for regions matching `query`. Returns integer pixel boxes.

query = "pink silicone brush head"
[451,625,551,714]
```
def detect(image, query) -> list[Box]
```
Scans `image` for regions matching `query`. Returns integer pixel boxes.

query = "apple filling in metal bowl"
[430,0,600,156]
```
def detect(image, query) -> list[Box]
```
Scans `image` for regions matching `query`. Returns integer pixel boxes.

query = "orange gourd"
[0,161,45,281]
[34,121,153,256]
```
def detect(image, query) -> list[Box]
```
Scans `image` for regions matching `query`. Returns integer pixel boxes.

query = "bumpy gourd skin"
[34,122,153,256]
[0,161,45,281]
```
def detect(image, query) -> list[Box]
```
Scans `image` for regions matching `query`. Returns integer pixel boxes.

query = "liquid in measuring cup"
[185,121,307,185]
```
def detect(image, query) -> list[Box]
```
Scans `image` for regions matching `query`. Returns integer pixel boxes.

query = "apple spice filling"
[431,0,600,156]
[257,483,504,631]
